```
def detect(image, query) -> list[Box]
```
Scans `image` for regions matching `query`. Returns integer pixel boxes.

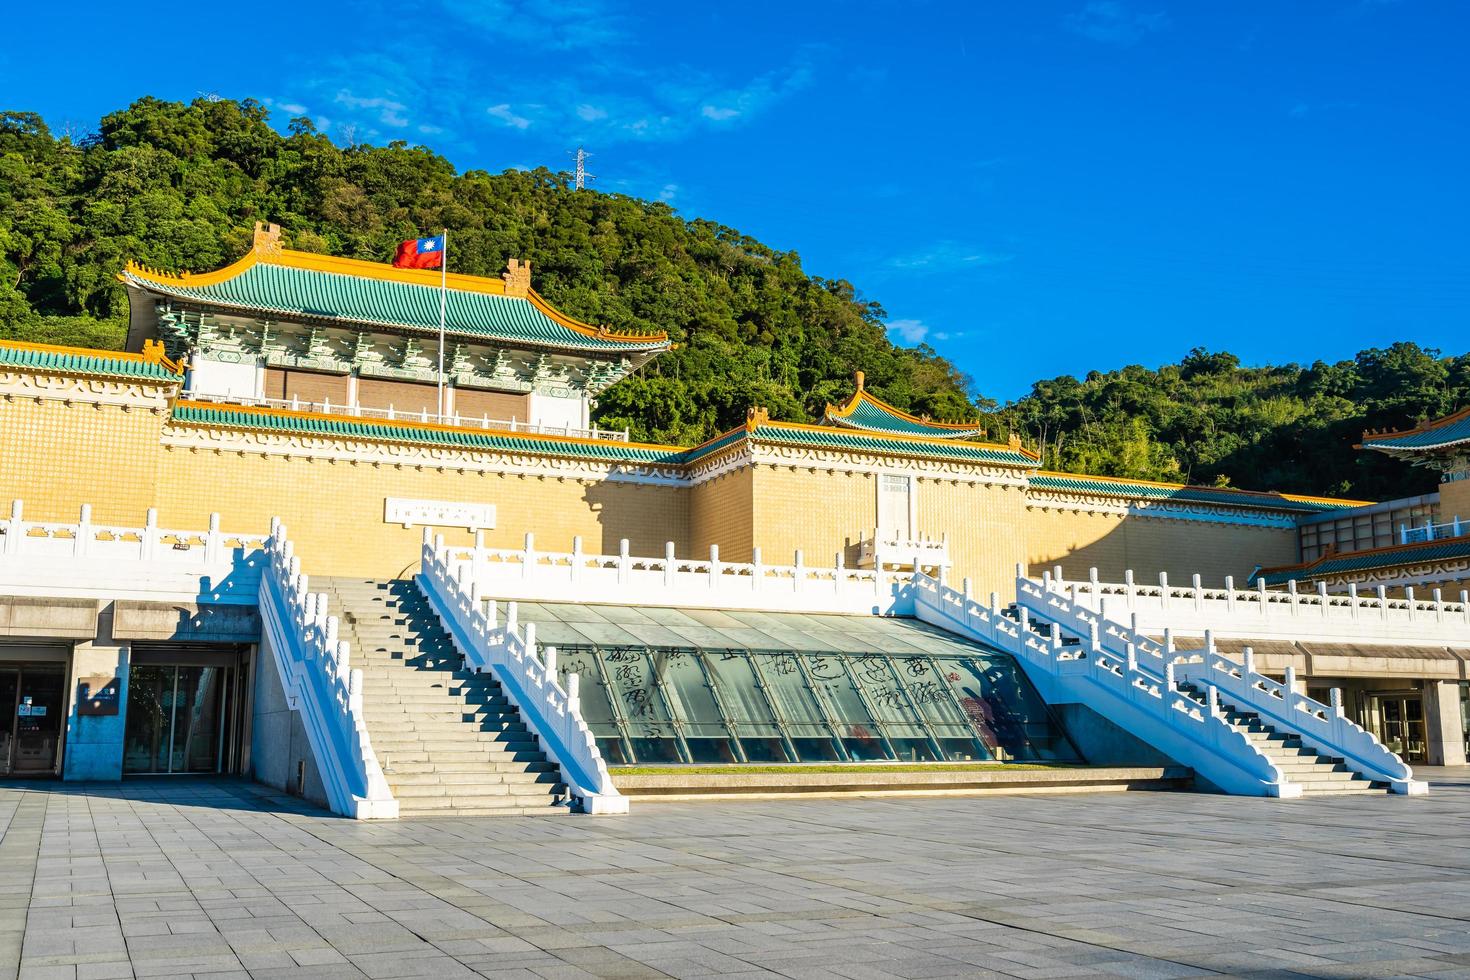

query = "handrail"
[416,531,627,814]
[438,532,911,616]
[0,500,266,604]
[909,572,1292,796]
[179,389,629,442]
[257,521,397,818]
[1022,571,1424,795]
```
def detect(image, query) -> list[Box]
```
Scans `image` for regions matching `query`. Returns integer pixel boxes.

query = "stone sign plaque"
[384,497,497,532]
[78,675,121,716]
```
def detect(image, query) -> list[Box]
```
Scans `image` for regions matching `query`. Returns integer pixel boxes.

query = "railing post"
[1348,582,1359,619]
[1406,586,1416,621]
[963,577,973,603]
[1088,566,1099,606]
[1204,629,1215,655]
[708,544,721,590]
[1329,687,1344,717]
[485,599,498,630]
[571,535,584,584]
[1124,568,1135,602]
[474,529,487,566]
[1164,660,1176,692]
[3,501,21,558]
[544,644,557,684]
[1206,684,1220,718]
[1159,571,1169,610]
[753,546,765,590]
[1377,584,1388,621]
[1283,665,1298,713]
[1163,628,1175,655]
[522,532,535,581]
[1256,577,1268,615]
[664,541,676,587]
[619,539,630,584]
[75,504,92,558]
[834,551,845,594]
[1224,575,1235,613]
[205,512,222,564]
[523,621,536,658]
[1242,645,1255,678]
[1192,573,1203,611]
[1316,581,1328,617]
[1434,588,1444,621]
[1287,578,1298,615]
[1126,641,1137,674]
[506,600,518,636]
[566,671,581,714]
[794,549,805,593]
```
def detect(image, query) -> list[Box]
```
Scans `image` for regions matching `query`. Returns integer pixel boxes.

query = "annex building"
[0,223,1464,815]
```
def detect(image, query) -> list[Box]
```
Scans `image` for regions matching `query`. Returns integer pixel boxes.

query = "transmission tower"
[569,146,595,190]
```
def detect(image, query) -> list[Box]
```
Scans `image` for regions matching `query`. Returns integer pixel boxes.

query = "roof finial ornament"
[252,221,282,256]
[503,258,532,298]
[854,370,865,391]
[1008,432,1023,451]
[746,405,770,427]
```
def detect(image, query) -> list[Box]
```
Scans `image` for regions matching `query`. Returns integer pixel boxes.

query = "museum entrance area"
[1364,690,1428,764]
[522,602,1081,767]
[0,664,66,776]
[123,646,249,775]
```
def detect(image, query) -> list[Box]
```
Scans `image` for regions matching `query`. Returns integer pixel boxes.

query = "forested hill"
[1,98,1464,500]
[0,97,974,447]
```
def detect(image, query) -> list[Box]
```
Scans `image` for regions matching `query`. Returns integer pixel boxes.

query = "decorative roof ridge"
[1029,469,1368,504]
[169,399,687,455]
[0,338,184,378]
[119,223,668,346]
[1357,405,1470,448]
[753,414,1040,461]
[825,385,983,435]
[1255,531,1470,580]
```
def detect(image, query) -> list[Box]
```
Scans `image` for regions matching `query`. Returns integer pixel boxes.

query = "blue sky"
[4,0,1467,401]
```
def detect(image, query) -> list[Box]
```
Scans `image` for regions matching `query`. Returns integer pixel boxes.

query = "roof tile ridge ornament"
[253,221,283,257]
[1008,432,1023,451]
[503,258,532,298]
[746,405,770,430]
[854,369,865,391]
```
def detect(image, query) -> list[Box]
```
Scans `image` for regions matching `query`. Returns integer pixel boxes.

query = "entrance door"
[1371,693,1427,763]
[123,664,234,774]
[0,665,65,775]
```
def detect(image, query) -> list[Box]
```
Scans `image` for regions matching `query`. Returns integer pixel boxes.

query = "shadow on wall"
[1027,517,1298,590]
[582,480,687,557]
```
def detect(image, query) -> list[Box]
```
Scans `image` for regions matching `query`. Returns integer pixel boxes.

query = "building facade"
[0,232,1464,803]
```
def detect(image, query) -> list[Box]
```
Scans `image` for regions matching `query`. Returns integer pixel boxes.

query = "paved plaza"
[2,774,1470,980]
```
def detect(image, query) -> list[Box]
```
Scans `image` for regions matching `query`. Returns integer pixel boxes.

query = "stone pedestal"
[1424,679,1467,767]
[62,606,129,781]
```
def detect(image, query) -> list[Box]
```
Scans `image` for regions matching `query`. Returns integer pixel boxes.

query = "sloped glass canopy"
[521,603,1080,766]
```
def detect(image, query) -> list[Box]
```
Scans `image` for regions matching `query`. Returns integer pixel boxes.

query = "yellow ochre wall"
[1,385,1315,588]
[689,468,754,562]
[1438,477,1470,527]
[0,399,166,526]
[750,466,875,568]
[1022,505,1299,587]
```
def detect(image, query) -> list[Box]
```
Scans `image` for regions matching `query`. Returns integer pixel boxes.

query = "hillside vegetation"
[1,98,1464,500]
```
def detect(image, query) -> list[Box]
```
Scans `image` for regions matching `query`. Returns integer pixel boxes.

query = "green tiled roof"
[1360,409,1470,452]
[170,405,690,464]
[1253,536,1470,586]
[124,261,668,354]
[0,343,181,381]
[828,396,984,439]
[755,423,1039,467]
[1027,474,1354,514]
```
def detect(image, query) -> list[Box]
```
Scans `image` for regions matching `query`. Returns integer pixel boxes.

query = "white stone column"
[1424,680,1468,767]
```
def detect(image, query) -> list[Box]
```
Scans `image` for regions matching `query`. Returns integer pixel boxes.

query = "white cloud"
[701,105,740,121]
[487,103,533,130]
[659,183,678,202]
[279,102,308,115]
[888,242,1013,273]
[888,319,930,345]
[1064,2,1169,45]
[334,91,409,127]
[576,104,608,121]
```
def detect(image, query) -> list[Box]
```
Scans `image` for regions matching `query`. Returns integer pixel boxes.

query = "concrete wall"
[61,606,128,781]
[1054,703,1178,768]
[249,641,329,810]
[690,468,754,562]
[752,466,874,567]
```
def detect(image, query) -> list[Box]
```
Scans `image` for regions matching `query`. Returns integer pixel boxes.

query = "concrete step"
[388,769,562,786]
[371,735,541,753]
[395,804,571,818]
[390,781,566,800]
[392,793,568,812]
[384,759,560,775]
[375,747,550,765]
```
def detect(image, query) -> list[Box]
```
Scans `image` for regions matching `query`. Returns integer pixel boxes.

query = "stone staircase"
[996,606,1390,797]
[1176,682,1383,795]
[317,577,570,817]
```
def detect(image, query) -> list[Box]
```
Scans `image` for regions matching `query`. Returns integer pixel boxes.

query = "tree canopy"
[2,97,1465,501]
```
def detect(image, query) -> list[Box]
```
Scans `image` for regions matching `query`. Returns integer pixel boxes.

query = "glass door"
[1370,693,1427,764]
[123,664,234,774]
[0,669,17,775]
[1,666,64,775]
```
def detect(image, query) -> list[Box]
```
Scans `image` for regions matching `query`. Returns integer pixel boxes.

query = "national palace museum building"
[0,223,1465,814]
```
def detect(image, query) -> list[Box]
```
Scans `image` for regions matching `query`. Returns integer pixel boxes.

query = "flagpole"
[437,229,447,419]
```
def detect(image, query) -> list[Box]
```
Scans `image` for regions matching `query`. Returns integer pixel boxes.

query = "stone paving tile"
[5,776,1470,978]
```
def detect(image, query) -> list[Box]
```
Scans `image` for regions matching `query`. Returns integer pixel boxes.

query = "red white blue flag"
[393,235,445,269]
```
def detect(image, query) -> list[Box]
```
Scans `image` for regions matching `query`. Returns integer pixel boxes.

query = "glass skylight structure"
[521,603,1080,766]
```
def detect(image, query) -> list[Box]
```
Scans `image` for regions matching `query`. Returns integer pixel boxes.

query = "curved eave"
[167,401,690,464]
[1027,471,1365,514]
[1357,406,1470,454]
[1253,534,1470,586]
[754,420,1040,468]
[0,339,184,382]
[824,390,986,439]
[119,245,670,354]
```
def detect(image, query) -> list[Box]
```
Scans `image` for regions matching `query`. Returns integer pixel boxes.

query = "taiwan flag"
[393,235,445,269]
